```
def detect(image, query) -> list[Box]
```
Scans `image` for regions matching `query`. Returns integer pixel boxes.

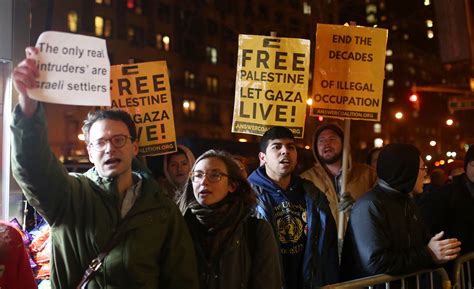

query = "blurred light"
[304,145,311,150]
[427,30,434,39]
[434,161,440,167]
[395,112,403,119]
[409,93,418,102]
[424,0,431,6]
[426,19,433,28]
[318,116,324,122]
[447,159,454,163]
[429,140,436,147]
[446,119,454,126]
[426,155,432,161]
[374,138,384,148]
[238,138,248,143]
[306,98,313,105]
[403,33,409,40]
[387,79,394,87]
[78,133,85,141]
[388,96,395,103]
[386,49,393,56]
[163,36,170,45]
[385,63,393,72]
[374,123,382,133]
[465,144,470,151]
[447,151,452,157]
[183,100,190,109]
[439,160,445,165]
[452,152,457,157]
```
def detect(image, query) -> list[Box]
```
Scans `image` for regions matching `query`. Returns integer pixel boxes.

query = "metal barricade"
[322,268,451,289]
[453,252,474,289]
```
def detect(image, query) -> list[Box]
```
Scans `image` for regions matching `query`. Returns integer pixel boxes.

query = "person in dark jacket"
[248,126,339,289]
[418,145,474,255]
[341,143,462,280]
[178,149,282,289]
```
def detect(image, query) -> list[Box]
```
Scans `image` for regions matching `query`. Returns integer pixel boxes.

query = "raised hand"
[12,47,39,117]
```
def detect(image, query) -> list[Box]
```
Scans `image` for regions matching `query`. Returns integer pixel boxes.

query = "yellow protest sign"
[311,24,388,121]
[232,35,310,138]
[110,61,176,156]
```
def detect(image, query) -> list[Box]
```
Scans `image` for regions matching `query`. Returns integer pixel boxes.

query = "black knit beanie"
[465,145,474,171]
[377,143,421,194]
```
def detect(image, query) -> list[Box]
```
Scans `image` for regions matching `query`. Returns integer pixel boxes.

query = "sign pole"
[338,119,351,249]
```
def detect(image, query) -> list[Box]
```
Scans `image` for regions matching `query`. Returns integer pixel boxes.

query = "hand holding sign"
[28,31,111,106]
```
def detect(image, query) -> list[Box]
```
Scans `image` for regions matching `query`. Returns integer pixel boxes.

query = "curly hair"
[178,149,256,213]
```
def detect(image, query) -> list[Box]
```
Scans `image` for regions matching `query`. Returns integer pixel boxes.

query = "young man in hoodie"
[341,143,462,280]
[300,123,377,230]
[248,126,338,289]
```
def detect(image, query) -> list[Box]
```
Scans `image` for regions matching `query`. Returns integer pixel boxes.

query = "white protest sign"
[28,31,111,106]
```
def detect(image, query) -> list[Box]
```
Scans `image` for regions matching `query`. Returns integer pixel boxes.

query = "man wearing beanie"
[340,143,462,280]
[300,123,377,231]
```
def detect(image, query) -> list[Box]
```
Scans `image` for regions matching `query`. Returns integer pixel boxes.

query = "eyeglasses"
[190,171,229,183]
[88,134,133,152]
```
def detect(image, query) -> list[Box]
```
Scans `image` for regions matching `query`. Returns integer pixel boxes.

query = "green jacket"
[11,105,199,289]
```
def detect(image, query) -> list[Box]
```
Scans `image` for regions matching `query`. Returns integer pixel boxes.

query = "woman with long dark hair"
[179,150,282,289]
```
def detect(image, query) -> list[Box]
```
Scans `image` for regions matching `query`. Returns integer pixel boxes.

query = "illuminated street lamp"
[395,112,403,119]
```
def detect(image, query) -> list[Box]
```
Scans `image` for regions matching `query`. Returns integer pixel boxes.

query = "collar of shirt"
[121,173,143,218]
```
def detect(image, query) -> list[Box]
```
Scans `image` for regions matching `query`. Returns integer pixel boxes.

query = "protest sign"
[110,61,176,156]
[311,24,388,121]
[29,31,110,106]
[232,35,310,138]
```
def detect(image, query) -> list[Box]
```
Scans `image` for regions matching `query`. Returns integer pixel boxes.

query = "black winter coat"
[185,212,282,289]
[341,182,435,280]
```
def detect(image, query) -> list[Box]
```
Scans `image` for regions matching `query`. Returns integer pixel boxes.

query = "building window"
[206,46,218,64]
[96,0,112,5]
[128,26,144,45]
[184,71,195,88]
[206,76,219,94]
[303,2,311,15]
[127,0,143,15]
[95,16,104,36]
[156,34,170,51]
[104,19,112,38]
[158,3,171,23]
[209,103,221,124]
[183,99,197,118]
[67,11,79,32]
[207,19,218,35]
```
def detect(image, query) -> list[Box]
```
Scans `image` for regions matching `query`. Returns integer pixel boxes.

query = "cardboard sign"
[110,61,176,156]
[232,35,310,138]
[311,24,388,121]
[29,31,110,106]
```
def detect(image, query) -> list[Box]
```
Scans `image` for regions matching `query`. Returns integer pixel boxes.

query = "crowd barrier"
[322,268,451,289]
[453,252,474,289]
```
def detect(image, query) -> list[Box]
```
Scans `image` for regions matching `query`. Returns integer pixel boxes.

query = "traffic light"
[409,92,420,111]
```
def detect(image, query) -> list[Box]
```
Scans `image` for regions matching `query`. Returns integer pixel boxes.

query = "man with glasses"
[11,48,198,289]
[248,126,338,289]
